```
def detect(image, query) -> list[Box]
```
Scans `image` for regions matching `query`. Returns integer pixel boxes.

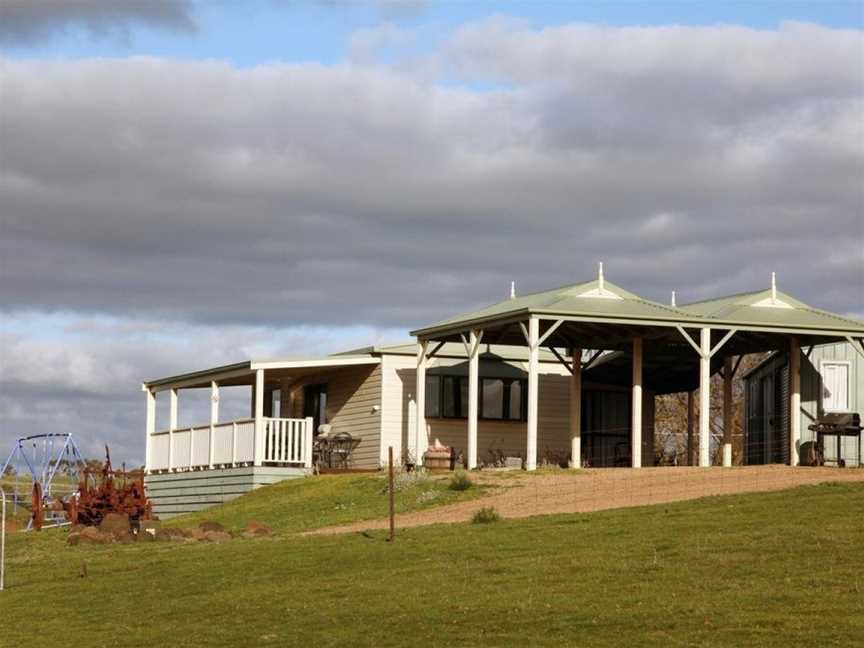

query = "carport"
[410,266,864,470]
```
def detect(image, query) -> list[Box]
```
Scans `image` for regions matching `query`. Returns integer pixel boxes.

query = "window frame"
[424,374,527,422]
[819,359,851,413]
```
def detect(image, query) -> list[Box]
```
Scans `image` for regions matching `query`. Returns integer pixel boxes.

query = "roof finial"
[510,281,516,299]
[771,271,777,304]
[671,290,676,307]
[598,261,605,293]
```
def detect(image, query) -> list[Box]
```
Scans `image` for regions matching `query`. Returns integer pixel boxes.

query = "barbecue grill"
[807,413,862,468]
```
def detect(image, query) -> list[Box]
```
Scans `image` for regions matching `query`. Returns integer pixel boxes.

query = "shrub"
[448,471,473,491]
[415,489,441,505]
[471,506,501,524]
[385,469,430,493]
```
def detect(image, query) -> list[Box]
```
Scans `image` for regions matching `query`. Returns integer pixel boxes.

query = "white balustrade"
[146,417,312,473]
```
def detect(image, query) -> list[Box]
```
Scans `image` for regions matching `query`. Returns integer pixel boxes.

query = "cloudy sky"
[1,1,862,464]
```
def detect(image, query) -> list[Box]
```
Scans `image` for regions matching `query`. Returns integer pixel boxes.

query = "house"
[142,267,864,517]
[744,341,864,467]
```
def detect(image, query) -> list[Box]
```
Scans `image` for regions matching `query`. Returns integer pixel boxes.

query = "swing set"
[0,433,85,531]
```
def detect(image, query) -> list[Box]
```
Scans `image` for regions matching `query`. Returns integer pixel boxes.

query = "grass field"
[1,476,862,647]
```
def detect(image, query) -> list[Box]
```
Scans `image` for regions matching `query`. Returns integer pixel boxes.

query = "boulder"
[68,526,111,545]
[155,527,186,542]
[199,521,225,533]
[99,512,130,538]
[244,520,273,537]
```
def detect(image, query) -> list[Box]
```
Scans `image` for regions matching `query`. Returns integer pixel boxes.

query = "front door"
[303,383,328,435]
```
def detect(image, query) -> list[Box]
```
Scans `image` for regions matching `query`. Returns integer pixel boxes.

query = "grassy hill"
[1,475,862,647]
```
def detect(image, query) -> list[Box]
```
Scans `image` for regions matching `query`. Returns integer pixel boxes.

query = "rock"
[137,529,156,542]
[155,527,186,542]
[182,528,206,541]
[244,520,273,537]
[69,526,111,545]
[99,512,130,538]
[199,521,225,533]
[200,530,231,542]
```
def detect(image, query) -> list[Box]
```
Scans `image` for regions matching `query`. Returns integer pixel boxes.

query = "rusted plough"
[59,446,153,530]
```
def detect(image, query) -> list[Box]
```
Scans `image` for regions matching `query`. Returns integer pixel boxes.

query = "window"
[424,375,440,418]
[440,376,468,418]
[424,375,526,421]
[820,361,850,412]
[482,378,525,421]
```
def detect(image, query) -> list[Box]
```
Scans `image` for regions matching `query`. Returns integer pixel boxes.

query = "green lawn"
[2,479,862,647]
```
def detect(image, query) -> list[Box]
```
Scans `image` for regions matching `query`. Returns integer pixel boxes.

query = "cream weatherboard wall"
[285,363,383,469]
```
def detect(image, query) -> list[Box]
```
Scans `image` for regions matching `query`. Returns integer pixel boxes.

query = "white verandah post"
[209,381,219,469]
[467,330,481,470]
[168,388,178,471]
[570,347,582,469]
[415,340,428,467]
[631,337,643,468]
[699,328,711,467]
[253,369,265,466]
[526,317,539,471]
[144,387,155,472]
[789,337,801,466]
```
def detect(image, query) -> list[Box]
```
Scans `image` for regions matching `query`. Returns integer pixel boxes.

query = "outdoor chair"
[329,432,354,470]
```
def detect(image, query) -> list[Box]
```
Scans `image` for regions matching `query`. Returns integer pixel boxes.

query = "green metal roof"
[676,288,864,332]
[411,279,696,336]
[334,342,568,363]
[411,279,864,339]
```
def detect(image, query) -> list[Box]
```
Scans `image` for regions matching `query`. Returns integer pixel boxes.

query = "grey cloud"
[1,26,861,329]
[0,318,403,464]
[1,20,862,466]
[0,0,195,45]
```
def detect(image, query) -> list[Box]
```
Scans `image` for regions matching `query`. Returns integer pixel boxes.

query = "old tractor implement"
[64,446,153,528]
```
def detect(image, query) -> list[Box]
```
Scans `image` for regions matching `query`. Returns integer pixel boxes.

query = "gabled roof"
[411,278,694,337]
[411,275,864,339]
[678,289,864,333]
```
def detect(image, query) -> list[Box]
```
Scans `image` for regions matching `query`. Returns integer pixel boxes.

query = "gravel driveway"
[310,465,864,535]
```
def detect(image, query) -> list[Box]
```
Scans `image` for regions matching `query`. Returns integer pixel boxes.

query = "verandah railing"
[147,417,313,473]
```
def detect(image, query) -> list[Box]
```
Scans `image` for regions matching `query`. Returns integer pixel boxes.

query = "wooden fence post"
[388,446,395,542]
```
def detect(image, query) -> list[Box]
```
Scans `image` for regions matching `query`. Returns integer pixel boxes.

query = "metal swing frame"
[1,434,85,530]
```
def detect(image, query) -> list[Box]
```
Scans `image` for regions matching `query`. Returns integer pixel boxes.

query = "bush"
[415,489,441,505]
[448,471,473,491]
[471,506,501,524]
[385,469,430,493]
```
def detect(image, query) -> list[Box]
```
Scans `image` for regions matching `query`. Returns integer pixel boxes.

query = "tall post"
[687,390,695,466]
[526,317,540,471]
[209,381,219,469]
[415,340,428,467]
[253,369,265,466]
[388,446,395,542]
[168,388,178,471]
[631,337,643,468]
[699,328,711,467]
[467,330,480,470]
[570,347,582,469]
[789,337,801,466]
[144,388,155,472]
[723,357,733,467]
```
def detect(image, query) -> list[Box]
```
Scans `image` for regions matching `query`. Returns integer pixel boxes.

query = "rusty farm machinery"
[1,434,153,531]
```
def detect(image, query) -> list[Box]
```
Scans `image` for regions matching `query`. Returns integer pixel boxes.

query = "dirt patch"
[309,465,864,535]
